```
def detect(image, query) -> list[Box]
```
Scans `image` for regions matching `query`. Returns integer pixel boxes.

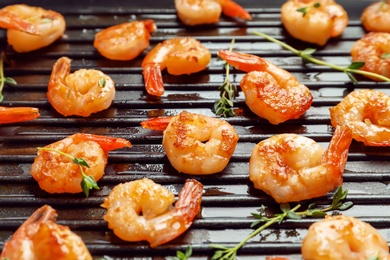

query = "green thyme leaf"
[348,61,365,70]
[381,53,390,59]
[296,7,308,16]
[4,77,17,85]
[301,48,317,56]
[73,157,90,167]
[99,77,106,87]
[313,2,321,8]
[81,175,99,197]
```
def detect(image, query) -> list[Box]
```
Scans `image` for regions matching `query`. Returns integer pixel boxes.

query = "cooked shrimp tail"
[217,0,252,20]
[218,49,267,72]
[140,116,173,130]
[0,106,40,124]
[72,133,132,153]
[0,9,39,35]
[142,63,165,96]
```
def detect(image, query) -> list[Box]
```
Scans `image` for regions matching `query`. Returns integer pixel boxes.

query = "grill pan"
[1,0,390,259]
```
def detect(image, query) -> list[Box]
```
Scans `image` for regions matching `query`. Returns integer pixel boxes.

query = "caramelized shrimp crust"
[162,110,239,174]
[0,106,40,124]
[0,205,92,260]
[281,0,349,46]
[101,178,203,248]
[330,89,390,146]
[302,215,390,260]
[249,125,352,203]
[361,1,390,33]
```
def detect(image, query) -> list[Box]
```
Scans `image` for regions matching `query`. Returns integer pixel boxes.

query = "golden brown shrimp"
[0,4,66,53]
[350,32,390,81]
[218,50,313,125]
[162,110,238,175]
[330,89,390,146]
[0,106,40,124]
[30,133,131,194]
[0,205,92,260]
[101,178,203,248]
[94,20,156,61]
[249,125,352,203]
[281,0,349,46]
[361,1,390,33]
[302,215,390,260]
[142,37,211,96]
[175,0,251,26]
[47,56,116,117]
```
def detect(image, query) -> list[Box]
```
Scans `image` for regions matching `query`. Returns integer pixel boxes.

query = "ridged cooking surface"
[1,0,389,259]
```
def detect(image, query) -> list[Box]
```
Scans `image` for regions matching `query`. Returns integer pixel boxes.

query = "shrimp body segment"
[162,110,239,175]
[218,50,313,125]
[0,205,92,260]
[350,32,390,81]
[302,215,390,260]
[142,37,211,96]
[249,125,352,203]
[30,133,131,194]
[101,178,203,248]
[175,0,251,26]
[1,4,66,53]
[94,20,156,61]
[361,1,390,33]
[281,0,349,46]
[0,106,40,124]
[47,57,116,117]
[330,89,390,146]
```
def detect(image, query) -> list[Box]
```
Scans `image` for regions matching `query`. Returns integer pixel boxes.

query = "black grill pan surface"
[1,0,390,259]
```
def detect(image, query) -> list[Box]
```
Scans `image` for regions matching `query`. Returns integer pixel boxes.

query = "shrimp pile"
[0,106,40,124]
[330,89,390,146]
[281,0,349,46]
[350,32,390,81]
[1,205,92,260]
[175,0,251,26]
[249,125,352,203]
[94,20,156,61]
[218,50,313,125]
[47,57,116,117]
[142,37,211,96]
[302,215,390,260]
[361,1,390,33]
[101,178,203,248]
[30,133,131,194]
[161,110,238,174]
[0,4,66,53]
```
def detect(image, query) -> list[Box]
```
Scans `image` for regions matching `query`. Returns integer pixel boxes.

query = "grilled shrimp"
[94,20,156,61]
[350,32,390,81]
[218,50,313,125]
[361,0,390,33]
[281,0,349,46]
[0,4,66,52]
[330,89,390,146]
[175,0,251,26]
[0,106,40,124]
[142,37,211,96]
[47,56,116,117]
[101,178,203,248]
[249,125,352,203]
[302,215,390,260]
[30,133,131,194]
[0,205,92,260]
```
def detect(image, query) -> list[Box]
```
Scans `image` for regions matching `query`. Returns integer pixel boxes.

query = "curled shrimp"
[302,215,390,260]
[0,106,40,124]
[142,37,211,96]
[47,56,116,117]
[175,0,251,26]
[0,205,92,260]
[350,32,390,81]
[30,133,131,194]
[93,20,156,61]
[218,50,313,125]
[0,4,66,53]
[361,1,390,33]
[330,89,390,146]
[162,110,238,175]
[281,0,349,46]
[249,125,352,203]
[101,178,203,248]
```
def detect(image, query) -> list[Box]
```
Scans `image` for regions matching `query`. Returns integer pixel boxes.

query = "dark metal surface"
[1,0,389,259]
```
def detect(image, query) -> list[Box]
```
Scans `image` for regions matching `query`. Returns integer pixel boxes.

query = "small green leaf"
[73,157,90,168]
[286,211,302,220]
[42,18,53,23]
[176,251,185,259]
[296,7,308,17]
[280,203,291,213]
[306,209,327,218]
[211,250,224,260]
[301,48,317,56]
[81,175,99,197]
[381,53,390,59]
[307,202,317,209]
[99,77,106,87]
[185,245,192,257]
[348,61,365,70]
[346,72,358,83]
[313,2,321,8]
[4,77,17,85]
[339,201,354,211]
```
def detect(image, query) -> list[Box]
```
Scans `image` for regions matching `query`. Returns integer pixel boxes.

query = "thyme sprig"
[168,245,192,260]
[209,186,353,260]
[214,39,238,117]
[297,2,321,17]
[253,31,390,83]
[37,147,100,197]
[0,52,17,103]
